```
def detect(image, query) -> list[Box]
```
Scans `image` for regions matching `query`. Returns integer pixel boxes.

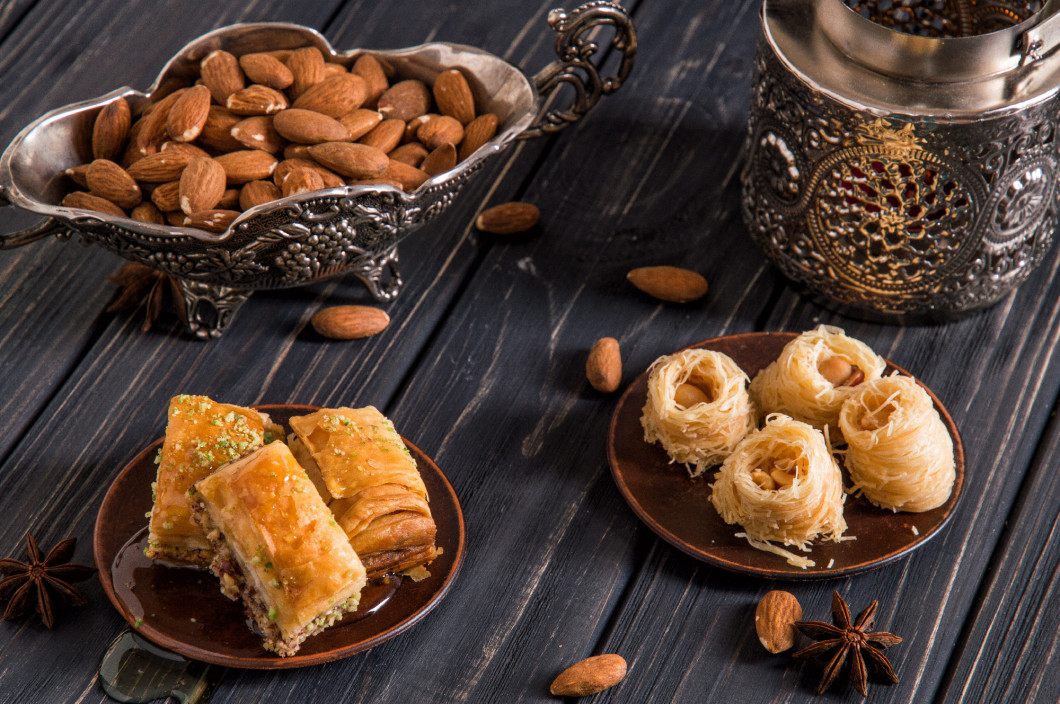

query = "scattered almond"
[586,337,622,393]
[92,99,132,161]
[549,655,627,697]
[755,590,802,654]
[311,305,390,339]
[475,202,540,235]
[626,266,708,303]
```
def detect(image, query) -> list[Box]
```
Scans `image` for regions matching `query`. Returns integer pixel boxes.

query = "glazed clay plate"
[94,404,464,668]
[607,332,964,579]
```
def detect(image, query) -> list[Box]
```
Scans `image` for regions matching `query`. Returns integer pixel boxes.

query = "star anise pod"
[106,262,188,332]
[793,591,902,696]
[0,533,97,629]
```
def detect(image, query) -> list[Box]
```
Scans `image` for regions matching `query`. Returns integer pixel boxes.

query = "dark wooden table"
[1,0,1058,702]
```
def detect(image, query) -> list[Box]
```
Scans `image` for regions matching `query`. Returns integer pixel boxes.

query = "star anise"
[106,262,188,332]
[793,591,902,696]
[0,533,97,629]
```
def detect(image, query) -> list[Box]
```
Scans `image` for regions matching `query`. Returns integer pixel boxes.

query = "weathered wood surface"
[1,0,1060,702]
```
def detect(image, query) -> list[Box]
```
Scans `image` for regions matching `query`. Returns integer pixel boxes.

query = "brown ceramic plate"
[94,404,464,668]
[607,332,964,579]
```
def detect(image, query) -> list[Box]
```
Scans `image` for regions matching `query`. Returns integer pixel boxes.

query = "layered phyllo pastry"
[288,406,439,578]
[191,441,367,657]
[146,394,280,566]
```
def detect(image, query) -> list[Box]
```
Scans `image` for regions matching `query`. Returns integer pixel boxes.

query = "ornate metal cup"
[743,0,1060,321]
[0,4,636,338]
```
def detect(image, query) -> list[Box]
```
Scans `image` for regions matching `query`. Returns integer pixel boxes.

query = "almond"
[307,142,388,179]
[183,209,240,233]
[226,84,289,116]
[755,590,802,654]
[160,142,211,160]
[273,109,352,144]
[376,159,429,192]
[238,52,294,90]
[64,163,91,188]
[219,187,241,210]
[433,69,475,125]
[200,50,245,104]
[240,180,282,210]
[166,85,211,143]
[403,114,434,143]
[311,305,390,339]
[287,47,327,100]
[231,115,286,153]
[165,210,186,226]
[458,113,498,161]
[324,62,347,77]
[389,142,429,168]
[377,79,431,122]
[215,150,279,184]
[198,106,244,152]
[127,150,197,182]
[281,167,325,198]
[92,98,132,160]
[351,54,389,108]
[179,157,226,215]
[358,119,405,152]
[549,655,627,697]
[133,88,188,157]
[420,143,456,176]
[130,202,165,225]
[283,144,314,160]
[150,181,181,212]
[627,266,708,303]
[339,109,384,141]
[86,159,141,209]
[586,337,622,393]
[62,191,126,217]
[418,115,464,150]
[475,202,540,234]
[273,158,343,189]
[292,73,368,118]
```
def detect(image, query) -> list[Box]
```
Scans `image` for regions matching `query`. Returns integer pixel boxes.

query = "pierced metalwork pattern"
[841,0,1041,37]
[742,46,1060,319]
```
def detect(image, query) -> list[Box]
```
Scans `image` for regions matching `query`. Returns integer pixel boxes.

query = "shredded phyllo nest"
[640,348,757,477]
[838,374,955,512]
[749,325,886,443]
[710,414,848,568]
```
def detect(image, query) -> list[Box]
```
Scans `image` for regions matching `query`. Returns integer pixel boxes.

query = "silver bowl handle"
[0,186,67,249]
[520,1,637,140]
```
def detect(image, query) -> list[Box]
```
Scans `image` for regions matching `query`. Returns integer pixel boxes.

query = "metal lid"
[763,0,1060,117]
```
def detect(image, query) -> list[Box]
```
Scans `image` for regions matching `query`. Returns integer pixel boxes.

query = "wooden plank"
[0,0,35,43]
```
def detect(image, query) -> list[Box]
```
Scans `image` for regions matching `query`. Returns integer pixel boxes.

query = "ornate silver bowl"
[0,3,635,338]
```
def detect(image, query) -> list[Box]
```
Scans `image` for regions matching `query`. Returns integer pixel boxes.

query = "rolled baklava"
[288,406,439,579]
[145,394,280,566]
[191,441,367,657]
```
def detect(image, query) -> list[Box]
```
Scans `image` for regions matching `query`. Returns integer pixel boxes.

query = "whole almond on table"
[179,157,226,215]
[586,337,622,393]
[293,73,368,118]
[475,202,540,234]
[238,52,294,90]
[92,98,131,160]
[378,79,431,122]
[755,590,803,654]
[352,53,389,108]
[307,142,388,179]
[458,112,499,161]
[273,108,352,144]
[433,69,476,125]
[231,115,286,153]
[166,84,211,143]
[627,266,708,303]
[85,159,141,209]
[200,50,245,104]
[311,305,390,339]
[549,654,627,697]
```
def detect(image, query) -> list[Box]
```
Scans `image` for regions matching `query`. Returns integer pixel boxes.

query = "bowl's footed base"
[176,246,403,340]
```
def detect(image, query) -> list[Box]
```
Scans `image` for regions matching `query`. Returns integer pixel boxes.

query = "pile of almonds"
[61,46,501,232]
